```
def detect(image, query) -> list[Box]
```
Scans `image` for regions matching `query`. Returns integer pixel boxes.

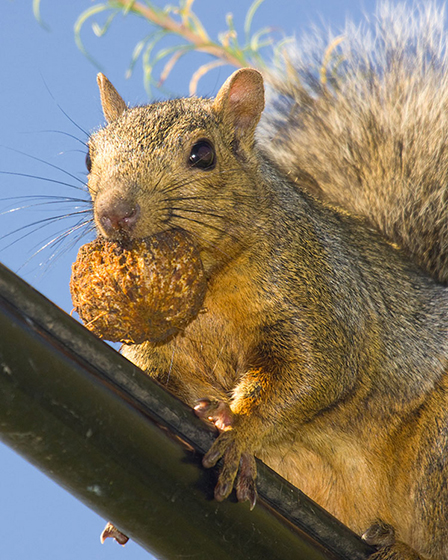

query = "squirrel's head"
[87,69,266,269]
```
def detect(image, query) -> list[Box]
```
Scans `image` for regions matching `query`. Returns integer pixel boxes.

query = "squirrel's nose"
[96,198,141,238]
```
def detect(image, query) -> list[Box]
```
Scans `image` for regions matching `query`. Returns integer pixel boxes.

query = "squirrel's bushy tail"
[259,1,448,283]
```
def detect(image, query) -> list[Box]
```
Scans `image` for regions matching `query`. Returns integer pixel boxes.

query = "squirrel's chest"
[165,265,265,403]
[168,303,255,401]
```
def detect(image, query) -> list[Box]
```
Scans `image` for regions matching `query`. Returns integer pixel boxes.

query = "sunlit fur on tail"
[259,1,448,283]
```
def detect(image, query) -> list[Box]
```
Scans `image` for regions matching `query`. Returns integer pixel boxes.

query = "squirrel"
[83,4,448,559]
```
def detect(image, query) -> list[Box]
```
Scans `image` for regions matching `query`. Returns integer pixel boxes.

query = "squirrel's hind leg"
[367,544,428,560]
[363,521,428,560]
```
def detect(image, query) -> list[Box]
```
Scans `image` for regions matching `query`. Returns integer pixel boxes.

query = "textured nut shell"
[70,230,206,344]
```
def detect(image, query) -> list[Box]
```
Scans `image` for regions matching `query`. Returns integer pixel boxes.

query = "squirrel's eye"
[85,151,92,173]
[189,140,215,170]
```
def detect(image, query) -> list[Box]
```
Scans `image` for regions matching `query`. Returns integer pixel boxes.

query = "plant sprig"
[36,0,347,98]
[74,0,275,95]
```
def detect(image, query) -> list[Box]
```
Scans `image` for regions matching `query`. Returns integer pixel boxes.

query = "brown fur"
[86,68,448,559]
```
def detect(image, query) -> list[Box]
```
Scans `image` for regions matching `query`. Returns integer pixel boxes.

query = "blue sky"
[0,0,392,558]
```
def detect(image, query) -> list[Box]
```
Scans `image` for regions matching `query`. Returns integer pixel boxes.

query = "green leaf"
[150,43,194,67]
[158,46,193,86]
[126,34,153,78]
[91,10,119,38]
[142,31,171,96]
[224,12,240,50]
[244,0,266,43]
[74,4,113,70]
[32,0,50,31]
[122,0,137,15]
[249,26,273,53]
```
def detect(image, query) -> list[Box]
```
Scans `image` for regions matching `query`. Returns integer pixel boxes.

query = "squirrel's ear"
[213,68,265,143]
[97,73,127,123]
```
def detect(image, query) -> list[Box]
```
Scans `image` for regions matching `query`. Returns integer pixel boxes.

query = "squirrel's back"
[259,1,448,283]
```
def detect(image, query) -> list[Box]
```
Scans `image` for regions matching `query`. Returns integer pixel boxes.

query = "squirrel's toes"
[194,398,233,432]
[100,521,129,546]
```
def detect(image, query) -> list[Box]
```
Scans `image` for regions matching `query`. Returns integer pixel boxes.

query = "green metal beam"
[0,262,375,560]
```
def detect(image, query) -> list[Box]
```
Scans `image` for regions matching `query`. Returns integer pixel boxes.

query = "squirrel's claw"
[203,429,237,468]
[203,429,258,507]
[195,398,258,506]
[211,432,241,501]
[236,452,257,509]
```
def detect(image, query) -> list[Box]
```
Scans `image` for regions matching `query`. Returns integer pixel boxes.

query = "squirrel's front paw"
[202,429,257,509]
[194,398,233,431]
